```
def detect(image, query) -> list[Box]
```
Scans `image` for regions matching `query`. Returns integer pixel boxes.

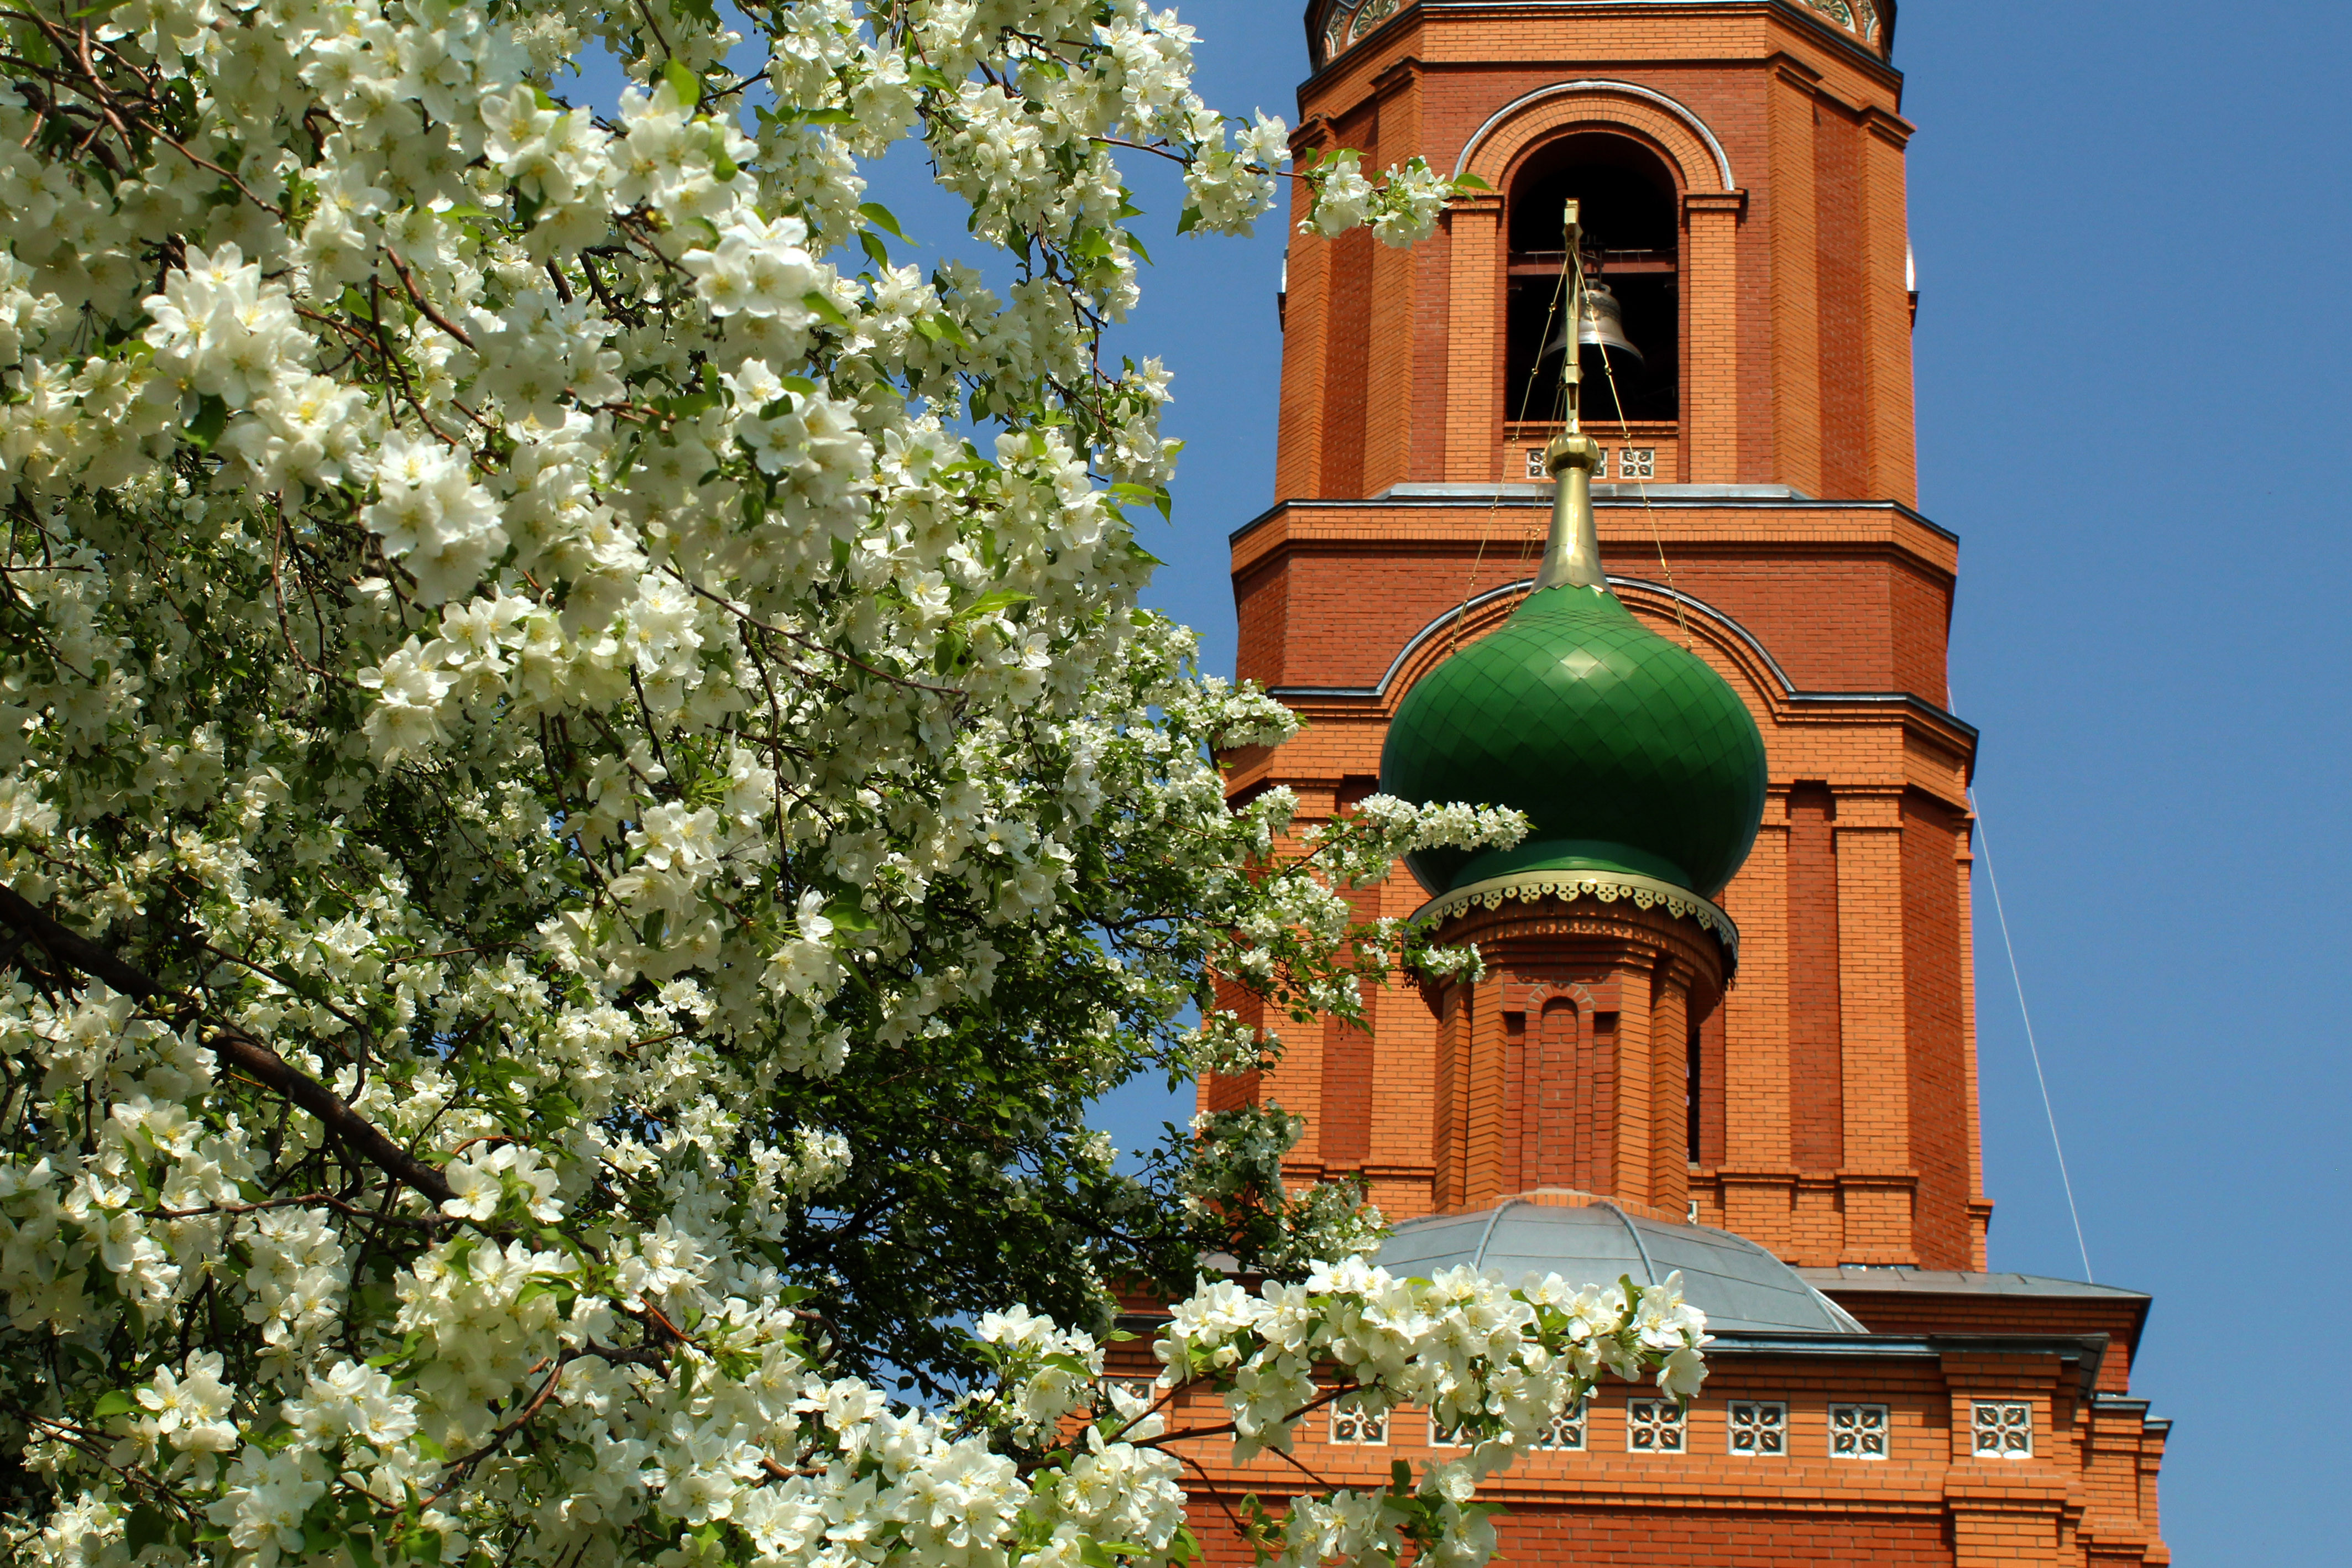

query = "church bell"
[1543,279,1644,370]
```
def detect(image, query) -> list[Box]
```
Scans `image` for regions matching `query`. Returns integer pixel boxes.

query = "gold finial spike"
[1560,200,1582,431]
[1532,199,1608,593]
[1533,431,1606,592]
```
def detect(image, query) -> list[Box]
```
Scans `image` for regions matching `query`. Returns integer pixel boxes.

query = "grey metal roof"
[1373,1200,1868,1336]
[1795,1266,2150,1303]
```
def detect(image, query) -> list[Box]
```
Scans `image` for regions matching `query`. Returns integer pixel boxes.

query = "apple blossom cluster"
[0,0,1637,1562]
[1158,1258,1708,1568]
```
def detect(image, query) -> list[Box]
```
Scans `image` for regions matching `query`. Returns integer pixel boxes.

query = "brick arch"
[1454,80,1734,195]
[1439,81,1744,485]
[1373,577,1797,738]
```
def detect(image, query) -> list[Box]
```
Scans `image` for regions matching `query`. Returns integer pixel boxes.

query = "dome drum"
[1419,902,1724,1220]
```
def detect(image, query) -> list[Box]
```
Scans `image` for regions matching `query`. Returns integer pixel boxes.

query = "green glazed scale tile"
[1379,583,1768,898]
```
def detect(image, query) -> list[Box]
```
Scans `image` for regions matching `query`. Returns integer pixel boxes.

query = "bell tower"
[1171,10,2176,1562]
[1219,0,1984,1272]
[1273,0,1917,504]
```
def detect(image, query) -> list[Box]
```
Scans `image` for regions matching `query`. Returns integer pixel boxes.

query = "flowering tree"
[0,0,1708,1563]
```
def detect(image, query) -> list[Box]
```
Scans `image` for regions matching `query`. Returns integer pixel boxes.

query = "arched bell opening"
[1503,132,1682,428]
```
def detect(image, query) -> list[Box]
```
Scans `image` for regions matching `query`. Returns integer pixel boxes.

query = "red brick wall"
[1493,1509,1952,1566]
[1188,1507,1950,1568]
[1235,519,1956,698]
[1902,791,1974,1271]
[1231,556,1288,687]
[1695,993,1727,1167]
[1319,226,1376,498]
[1815,96,1869,500]
[1786,782,1845,1170]
[1321,890,1379,1167]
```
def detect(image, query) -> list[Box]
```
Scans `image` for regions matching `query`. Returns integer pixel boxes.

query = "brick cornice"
[1862,103,1916,149]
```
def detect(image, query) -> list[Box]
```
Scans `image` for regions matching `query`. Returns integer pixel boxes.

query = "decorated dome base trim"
[1407,864,1739,965]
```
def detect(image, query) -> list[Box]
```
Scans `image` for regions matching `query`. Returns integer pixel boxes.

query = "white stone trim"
[1452,80,1737,190]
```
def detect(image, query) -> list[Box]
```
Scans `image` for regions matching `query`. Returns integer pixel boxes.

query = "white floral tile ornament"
[1728,1400,1786,1455]
[1626,1398,1687,1454]
[1331,1400,1388,1445]
[1973,1400,2034,1459]
[1830,1403,1891,1459]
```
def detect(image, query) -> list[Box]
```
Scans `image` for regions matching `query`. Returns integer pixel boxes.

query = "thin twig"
[383,248,475,349]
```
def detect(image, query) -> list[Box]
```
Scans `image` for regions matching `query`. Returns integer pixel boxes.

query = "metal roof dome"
[1373,1199,1868,1335]
[1377,579,1768,900]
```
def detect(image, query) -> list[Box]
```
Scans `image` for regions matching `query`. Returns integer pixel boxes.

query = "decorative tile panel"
[1618,447,1656,480]
[1727,1401,1786,1456]
[1828,1403,1889,1460]
[1972,1400,2032,1459]
[1625,1399,1686,1454]
[1434,1399,1585,1451]
[1331,1402,1388,1445]
[1315,0,1410,63]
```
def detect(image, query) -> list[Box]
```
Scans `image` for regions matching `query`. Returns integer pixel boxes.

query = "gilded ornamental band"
[1407,867,1740,964]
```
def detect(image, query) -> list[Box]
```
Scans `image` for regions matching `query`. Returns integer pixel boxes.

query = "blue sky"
[588,1,2349,1551]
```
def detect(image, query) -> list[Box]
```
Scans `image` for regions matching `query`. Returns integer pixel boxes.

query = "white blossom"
[0,6,1581,1567]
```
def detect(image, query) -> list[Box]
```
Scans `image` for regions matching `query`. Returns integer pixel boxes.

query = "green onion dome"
[1379,581,1768,900]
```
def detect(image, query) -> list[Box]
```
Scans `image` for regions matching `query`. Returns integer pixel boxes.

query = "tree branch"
[0,884,456,1206]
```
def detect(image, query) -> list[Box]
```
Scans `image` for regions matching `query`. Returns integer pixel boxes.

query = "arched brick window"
[1503,132,1682,427]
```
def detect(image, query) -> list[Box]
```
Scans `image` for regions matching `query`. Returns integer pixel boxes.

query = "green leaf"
[1175,205,1201,236]
[802,290,850,328]
[1107,482,1169,519]
[912,313,968,347]
[662,58,701,107]
[1452,171,1493,191]
[955,589,1031,622]
[93,1389,138,1419]
[820,896,876,933]
[184,395,229,452]
[125,1506,173,1556]
[859,229,891,269]
[859,201,910,242]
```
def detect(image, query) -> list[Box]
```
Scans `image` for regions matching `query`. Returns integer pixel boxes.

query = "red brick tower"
[1158,4,2176,1562]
